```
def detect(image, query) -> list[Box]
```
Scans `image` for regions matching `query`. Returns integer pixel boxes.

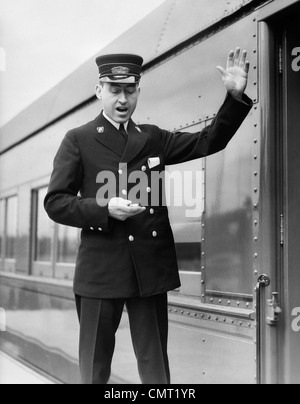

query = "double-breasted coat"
[44,94,252,299]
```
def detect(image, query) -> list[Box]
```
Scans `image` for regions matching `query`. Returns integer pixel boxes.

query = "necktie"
[119,124,128,142]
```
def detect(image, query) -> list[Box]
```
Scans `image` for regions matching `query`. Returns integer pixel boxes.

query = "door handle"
[255,274,271,384]
[266,292,282,326]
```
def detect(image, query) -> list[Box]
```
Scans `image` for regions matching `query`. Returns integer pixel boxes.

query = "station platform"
[0,352,55,384]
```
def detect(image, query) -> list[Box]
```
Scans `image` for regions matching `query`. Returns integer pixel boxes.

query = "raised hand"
[217,48,250,101]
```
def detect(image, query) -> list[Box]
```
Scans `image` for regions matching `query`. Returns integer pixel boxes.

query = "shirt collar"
[103,111,129,131]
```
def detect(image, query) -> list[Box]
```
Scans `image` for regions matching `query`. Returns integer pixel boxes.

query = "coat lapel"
[93,112,125,157]
[93,112,149,164]
[120,119,149,166]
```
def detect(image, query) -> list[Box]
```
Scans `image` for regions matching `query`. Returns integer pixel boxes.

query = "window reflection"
[57,225,79,264]
[35,188,52,262]
[166,159,204,273]
[5,196,18,259]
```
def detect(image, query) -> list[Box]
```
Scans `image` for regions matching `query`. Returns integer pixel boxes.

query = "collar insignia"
[97,126,105,134]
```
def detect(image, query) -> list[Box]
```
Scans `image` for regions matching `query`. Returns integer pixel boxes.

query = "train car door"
[279,14,300,385]
[258,1,300,384]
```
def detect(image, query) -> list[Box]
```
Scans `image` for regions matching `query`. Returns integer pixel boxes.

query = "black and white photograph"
[0,0,300,387]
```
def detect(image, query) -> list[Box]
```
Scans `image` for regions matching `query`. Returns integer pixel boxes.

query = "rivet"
[201,266,205,271]
[208,315,211,320]
[219,299,222,304]
[237,302,240,306]
[254,188,258,193]
[216,317,219,321]
[254,220,258,225]
[254,171,258,176]
[254,139,258,144]
[254,124,258,127]
[248,323,252,328]
[254,155,258,160]
[240,322,243,326]
[254,253,258,258]
[201,280,205,285]
[202,338,205,343]
[253,49,257,53]
[254,270,258,275]
[231,320,235,324]
[227,301,231,305]
[223,318,227,323]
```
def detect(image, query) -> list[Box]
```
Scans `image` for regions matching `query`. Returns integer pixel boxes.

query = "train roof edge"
[0,0,260,154]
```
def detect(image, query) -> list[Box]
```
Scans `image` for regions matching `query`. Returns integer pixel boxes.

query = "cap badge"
[97,126,105,134]
[111,66,130,75]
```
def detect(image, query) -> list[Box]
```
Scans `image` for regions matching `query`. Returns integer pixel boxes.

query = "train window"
[5,196,18,260]
[34,187,53,262]
[32,186,77,279]
[57,224,79,264]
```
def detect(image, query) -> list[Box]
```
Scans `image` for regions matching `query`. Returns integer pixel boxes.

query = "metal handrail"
[255,274,271,384]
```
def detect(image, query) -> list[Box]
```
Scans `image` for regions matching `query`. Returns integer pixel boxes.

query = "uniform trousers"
[75,293,170,385]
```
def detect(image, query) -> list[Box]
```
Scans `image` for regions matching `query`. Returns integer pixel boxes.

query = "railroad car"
[0,0,300,384]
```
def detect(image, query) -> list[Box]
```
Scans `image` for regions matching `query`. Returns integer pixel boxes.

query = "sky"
[0,0,166,127]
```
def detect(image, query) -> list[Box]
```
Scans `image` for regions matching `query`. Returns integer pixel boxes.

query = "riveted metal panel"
[136,13,258,130]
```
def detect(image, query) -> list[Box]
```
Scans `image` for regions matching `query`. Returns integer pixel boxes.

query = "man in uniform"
[45,49,252,384]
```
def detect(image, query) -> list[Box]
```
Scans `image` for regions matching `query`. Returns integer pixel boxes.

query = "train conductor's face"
[96,82,141,124]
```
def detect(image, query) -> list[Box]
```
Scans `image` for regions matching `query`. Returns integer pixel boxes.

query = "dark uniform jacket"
[44,94,252,298]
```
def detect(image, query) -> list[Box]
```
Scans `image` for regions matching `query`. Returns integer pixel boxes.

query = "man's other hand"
[108,197,146,221]
[217,48,250,101]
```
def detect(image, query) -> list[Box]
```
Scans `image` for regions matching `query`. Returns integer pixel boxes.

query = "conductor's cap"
[96,54,144,84]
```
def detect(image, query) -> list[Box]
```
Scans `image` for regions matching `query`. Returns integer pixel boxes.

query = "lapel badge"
[136,126,142,133]
[97,126,105,134]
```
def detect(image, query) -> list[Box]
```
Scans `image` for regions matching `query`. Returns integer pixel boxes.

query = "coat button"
[150,208,155,215]
[152,231,158,238]
[142,166,147,172]
[90,227,94,231]
[118,169,123,175]
[129,235,134,242]
[146,187,151,193]
[98,228,103,232]
[122,189,127,196]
